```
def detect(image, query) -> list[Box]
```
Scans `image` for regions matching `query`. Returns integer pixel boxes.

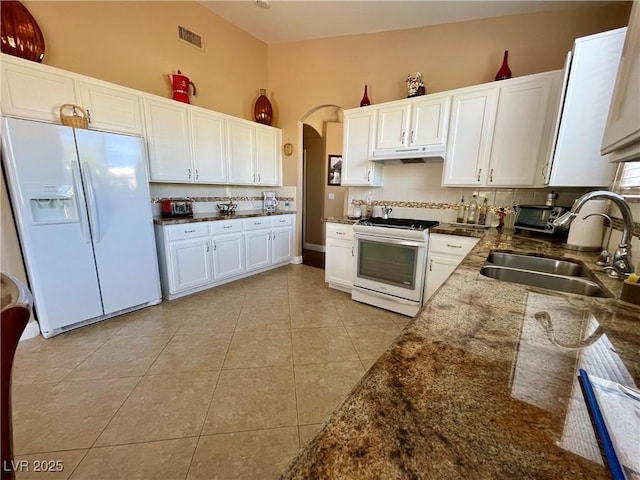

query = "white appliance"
[352,218,438,316]
[263,191,278,212]
[1,117,161,337]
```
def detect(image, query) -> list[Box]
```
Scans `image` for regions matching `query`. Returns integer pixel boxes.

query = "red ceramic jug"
[167,70,196,104]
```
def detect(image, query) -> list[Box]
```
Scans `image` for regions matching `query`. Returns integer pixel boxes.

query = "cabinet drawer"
[243,217,270,231]
[429,234,478,257]
[210,219,243,235]
[326,223,354,240]
[270,215,292,227]
[166,223,209,241]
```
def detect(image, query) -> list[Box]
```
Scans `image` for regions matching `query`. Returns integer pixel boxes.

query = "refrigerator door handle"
[71,162,91,244]
[82,162,101,243]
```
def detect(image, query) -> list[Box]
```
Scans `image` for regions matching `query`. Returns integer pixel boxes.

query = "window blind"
[613,162,640,198]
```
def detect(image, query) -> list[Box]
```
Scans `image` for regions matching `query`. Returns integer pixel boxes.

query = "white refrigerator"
[1,117,161,337]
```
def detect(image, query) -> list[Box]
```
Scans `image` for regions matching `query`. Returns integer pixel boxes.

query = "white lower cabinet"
[212,233,245,280]
[244,216,294,272]
[325,223,355,292]
[425,234,479,301]
[155,215,294,299]
[168,238,213,293]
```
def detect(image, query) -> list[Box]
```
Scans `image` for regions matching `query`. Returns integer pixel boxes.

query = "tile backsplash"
[347,162,590,227]
[149,184,296,216]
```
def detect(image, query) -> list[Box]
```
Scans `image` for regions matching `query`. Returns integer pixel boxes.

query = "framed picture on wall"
[328,155,342,185]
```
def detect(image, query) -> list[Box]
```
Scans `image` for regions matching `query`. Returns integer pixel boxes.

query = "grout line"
[288,288,302,449]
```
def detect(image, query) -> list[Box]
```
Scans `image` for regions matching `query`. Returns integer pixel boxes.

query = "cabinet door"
[191,109,227,183]
[1,55,78,123]
[213,233,245,280]
[255,126,282,185]
[325,238,354,289]
[375,104,408,150]
[77,80,143,135]
[425,255,459,301]
[271,226,293,264]
[143,98,192,182]
[342,109,382,186]
[488,74,558,186]
[227,119,256,184]
[168,238,213,293]
[601,3,640,157]
[245,230,271,271]
[411,96,450,147]
[549,30,625,186]
[442,88,496,186]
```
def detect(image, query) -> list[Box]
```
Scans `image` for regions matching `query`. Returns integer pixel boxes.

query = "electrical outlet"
[328,193,335,199]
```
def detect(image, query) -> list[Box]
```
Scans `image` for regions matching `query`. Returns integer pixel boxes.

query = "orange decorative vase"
[1,1,45,62]
[254,89,273,126]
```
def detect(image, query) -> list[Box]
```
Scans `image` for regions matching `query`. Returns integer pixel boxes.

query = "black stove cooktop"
[357,217,439,231]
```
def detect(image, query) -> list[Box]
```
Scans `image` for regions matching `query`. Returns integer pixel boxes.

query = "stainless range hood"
[369,145,445,164]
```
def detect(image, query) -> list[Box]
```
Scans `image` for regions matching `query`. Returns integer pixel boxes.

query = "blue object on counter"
[578,369,625,480]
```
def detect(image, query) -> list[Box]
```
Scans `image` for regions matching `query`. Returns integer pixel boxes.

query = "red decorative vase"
[360,85,370,107]
[1,1,45,62]
[254,89,273,126]
[495,50,512,81]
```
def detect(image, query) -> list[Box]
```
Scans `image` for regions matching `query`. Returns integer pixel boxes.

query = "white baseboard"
[304,243,326,252]
[291,256,303,264]
[20,321,41,341]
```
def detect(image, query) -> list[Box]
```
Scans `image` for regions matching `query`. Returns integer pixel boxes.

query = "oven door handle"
[352,286,420,306]
[354,233,425,248]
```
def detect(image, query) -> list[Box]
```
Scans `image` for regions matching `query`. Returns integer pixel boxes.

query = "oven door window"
[357,239,418,289]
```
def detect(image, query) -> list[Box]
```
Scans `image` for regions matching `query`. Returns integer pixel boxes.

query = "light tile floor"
[11,264,408,480]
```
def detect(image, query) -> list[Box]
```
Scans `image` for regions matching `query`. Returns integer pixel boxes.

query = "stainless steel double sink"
[480,252,609,297]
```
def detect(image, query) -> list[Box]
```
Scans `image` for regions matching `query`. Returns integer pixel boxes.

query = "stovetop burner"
[357,217,439,231]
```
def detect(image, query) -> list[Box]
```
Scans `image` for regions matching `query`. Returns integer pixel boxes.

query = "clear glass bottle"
[477,197,488,225]
[467,194,479,224]
[456,196,465,223]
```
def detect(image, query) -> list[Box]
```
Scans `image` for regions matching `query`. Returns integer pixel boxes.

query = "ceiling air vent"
[178,26,204,51]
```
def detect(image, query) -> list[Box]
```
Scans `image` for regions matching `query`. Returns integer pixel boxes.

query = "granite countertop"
[280,228,640,479]
[322,216,360,225]
[153,209,294,226]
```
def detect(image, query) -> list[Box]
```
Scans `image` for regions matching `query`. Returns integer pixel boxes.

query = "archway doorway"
[299,105,344,269]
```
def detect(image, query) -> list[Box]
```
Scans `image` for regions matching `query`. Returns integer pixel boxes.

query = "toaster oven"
[514,205,569,235]
[161,198,193,218]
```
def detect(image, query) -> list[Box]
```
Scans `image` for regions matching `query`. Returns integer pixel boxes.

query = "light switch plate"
[328,193,335,199]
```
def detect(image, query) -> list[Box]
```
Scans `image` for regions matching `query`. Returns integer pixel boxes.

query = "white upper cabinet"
[77,80,144,135]
[342,108,383,186]
[442,71,560,187]
[227,119,282,186]
[1,54,144,135]
[489,73,559,186]
[255,125,282,185]
[1,56,78,124]
[601,3,640,162]
[545,28,626,186]
[143,96,192,182]
[190,108,228,183]
[372,94,450,158]
[442,87,497,186]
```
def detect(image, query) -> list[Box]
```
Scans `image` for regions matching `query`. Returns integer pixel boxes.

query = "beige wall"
[22,1,268,120]
[268,4,631,191]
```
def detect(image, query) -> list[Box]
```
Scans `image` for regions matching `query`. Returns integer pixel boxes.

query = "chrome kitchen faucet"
[553,191,634,279]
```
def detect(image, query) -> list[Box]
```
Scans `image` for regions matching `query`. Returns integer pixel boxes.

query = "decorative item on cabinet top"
[167,70,196,104]
[360,85,371,107]
[254,88,273,126]
[495,50,512,81]
[0,0,45,63]
[406,72,426,97]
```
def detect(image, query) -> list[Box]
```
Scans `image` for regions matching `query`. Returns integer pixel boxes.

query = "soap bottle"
[477,197,488,225]
[456,196,465,223]
[467,194,479,224]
